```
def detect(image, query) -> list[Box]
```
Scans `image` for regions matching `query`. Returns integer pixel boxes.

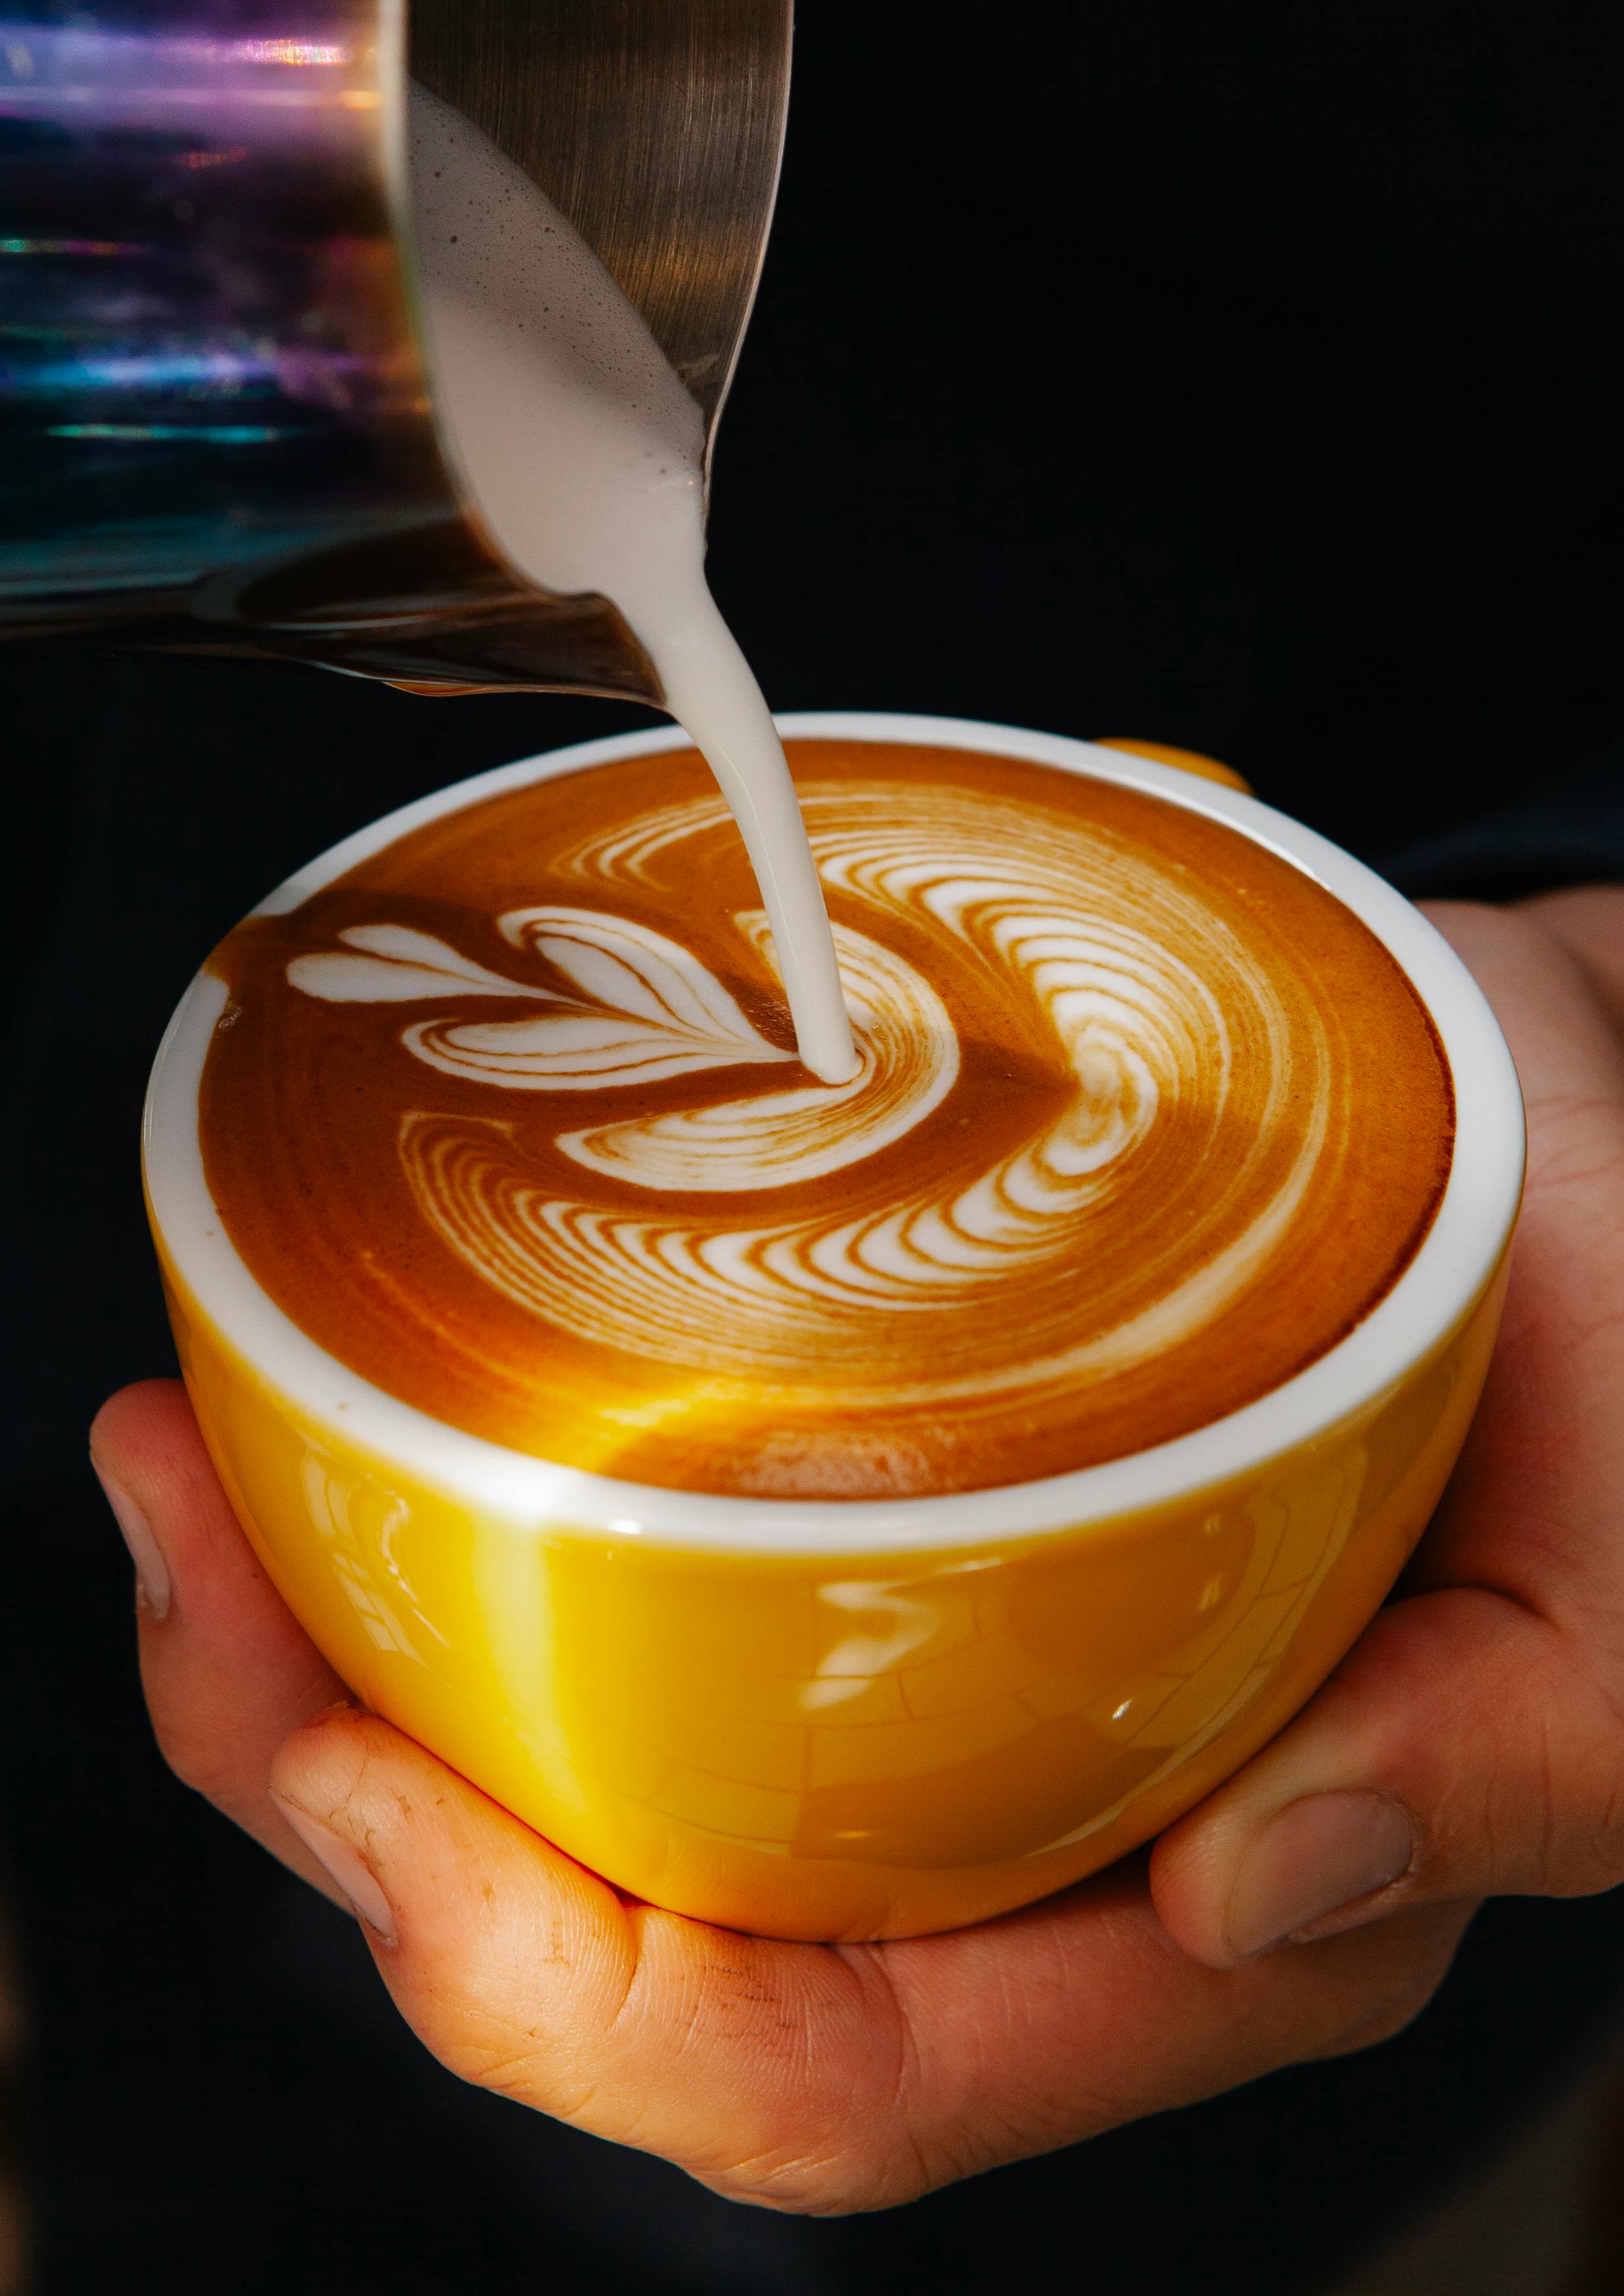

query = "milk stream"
[405,82,859,1085]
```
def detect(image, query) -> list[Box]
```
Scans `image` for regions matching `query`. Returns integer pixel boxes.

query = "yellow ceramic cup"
[144,712,1525,1941]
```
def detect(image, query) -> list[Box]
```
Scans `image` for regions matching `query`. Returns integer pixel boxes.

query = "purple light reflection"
[0,22,377,124]
[0,239,153,258]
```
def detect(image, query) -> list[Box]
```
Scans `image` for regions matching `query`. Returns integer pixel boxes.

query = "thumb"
[1149,1586,1624,1966]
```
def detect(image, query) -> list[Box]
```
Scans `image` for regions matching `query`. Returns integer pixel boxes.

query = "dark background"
[4,0,1624,2288]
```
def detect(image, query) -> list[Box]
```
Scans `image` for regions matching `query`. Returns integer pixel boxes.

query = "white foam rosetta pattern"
[288,783,1335,1410]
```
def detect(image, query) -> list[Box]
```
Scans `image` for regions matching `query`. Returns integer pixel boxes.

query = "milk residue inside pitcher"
[405,82,857,1086]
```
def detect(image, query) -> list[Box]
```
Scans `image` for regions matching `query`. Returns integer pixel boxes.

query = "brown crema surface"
[200,742,1453,1498]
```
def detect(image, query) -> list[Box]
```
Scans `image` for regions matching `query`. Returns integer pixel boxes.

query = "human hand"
[87,888,1624,2212]
[1153,887,1624,1959]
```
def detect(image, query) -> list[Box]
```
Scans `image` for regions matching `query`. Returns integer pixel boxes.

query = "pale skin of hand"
[89,888,1624,2215]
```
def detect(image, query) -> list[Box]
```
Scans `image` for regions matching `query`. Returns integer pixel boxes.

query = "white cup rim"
[145,710,1525,1555]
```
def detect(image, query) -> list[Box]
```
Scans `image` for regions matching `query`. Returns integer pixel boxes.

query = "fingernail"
[273,1797,399,1948]
[92,1464,172,1622]
[1225,1792,1416,1958]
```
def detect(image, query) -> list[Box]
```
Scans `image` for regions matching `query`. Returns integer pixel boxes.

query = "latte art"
[294,904,957,1193]
[332,794,1322,1397]
[200,741,1453,1496]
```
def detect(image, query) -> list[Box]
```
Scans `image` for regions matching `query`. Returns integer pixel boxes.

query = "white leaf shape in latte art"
[406,908,793,1093]
[287,904,960,1191]
[287,923,558,1006]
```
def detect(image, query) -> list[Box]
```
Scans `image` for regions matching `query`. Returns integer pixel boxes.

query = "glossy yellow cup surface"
[145,714,1525,1940]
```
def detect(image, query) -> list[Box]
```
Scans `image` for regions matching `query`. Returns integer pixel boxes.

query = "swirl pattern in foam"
[199,741,1454,1498]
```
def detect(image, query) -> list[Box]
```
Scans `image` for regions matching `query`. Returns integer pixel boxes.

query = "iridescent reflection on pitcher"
[0,0,791,695]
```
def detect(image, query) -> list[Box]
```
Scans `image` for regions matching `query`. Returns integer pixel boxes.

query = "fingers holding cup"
[267,1700,1474,2213]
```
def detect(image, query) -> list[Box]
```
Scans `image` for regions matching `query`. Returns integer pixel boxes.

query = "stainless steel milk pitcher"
[0,0,790,697]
